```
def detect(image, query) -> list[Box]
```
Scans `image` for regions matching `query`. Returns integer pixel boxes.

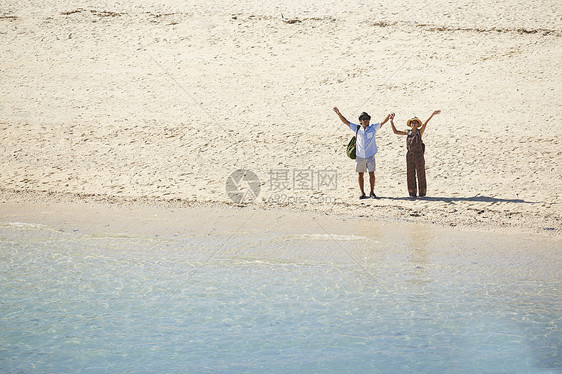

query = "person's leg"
[366,155,376,198]
[416,154,427,197]
[406,153,417,197]
[369,172,375,194]
[356,158,368,198]
[358,172,365,196]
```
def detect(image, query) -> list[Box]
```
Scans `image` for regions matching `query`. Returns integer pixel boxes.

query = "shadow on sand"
[380,195,540,204]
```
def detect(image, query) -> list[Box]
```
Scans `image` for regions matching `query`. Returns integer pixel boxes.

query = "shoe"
[370,192,377,199]
[359,194,369,200]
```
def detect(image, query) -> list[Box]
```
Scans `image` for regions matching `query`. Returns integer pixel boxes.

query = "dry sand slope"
[0,1,561,234]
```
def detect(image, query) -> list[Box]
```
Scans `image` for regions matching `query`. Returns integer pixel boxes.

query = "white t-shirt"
[350,122,381,158]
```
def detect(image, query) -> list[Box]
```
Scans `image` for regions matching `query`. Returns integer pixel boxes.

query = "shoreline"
[2,190,560,279]
[1,189,560,239]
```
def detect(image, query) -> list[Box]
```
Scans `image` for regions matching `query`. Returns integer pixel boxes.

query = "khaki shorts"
[356,155,376,173]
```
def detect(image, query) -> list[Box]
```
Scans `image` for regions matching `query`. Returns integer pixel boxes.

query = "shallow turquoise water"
[0,222,560,373]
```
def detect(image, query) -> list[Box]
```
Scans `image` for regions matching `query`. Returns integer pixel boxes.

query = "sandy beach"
[1,0,561,235]
[1,3,561,370]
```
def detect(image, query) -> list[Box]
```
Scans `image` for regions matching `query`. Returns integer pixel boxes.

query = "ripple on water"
[0,224,560,373]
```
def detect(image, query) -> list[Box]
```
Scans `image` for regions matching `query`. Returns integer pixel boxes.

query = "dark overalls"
[406,130,426,197]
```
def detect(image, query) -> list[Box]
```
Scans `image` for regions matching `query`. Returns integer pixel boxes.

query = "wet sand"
[1,199,559,277]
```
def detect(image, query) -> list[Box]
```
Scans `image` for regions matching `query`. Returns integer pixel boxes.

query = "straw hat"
[407,117,422,127]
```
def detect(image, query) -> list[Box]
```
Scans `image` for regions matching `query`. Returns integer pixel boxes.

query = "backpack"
[346,126,360,159]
